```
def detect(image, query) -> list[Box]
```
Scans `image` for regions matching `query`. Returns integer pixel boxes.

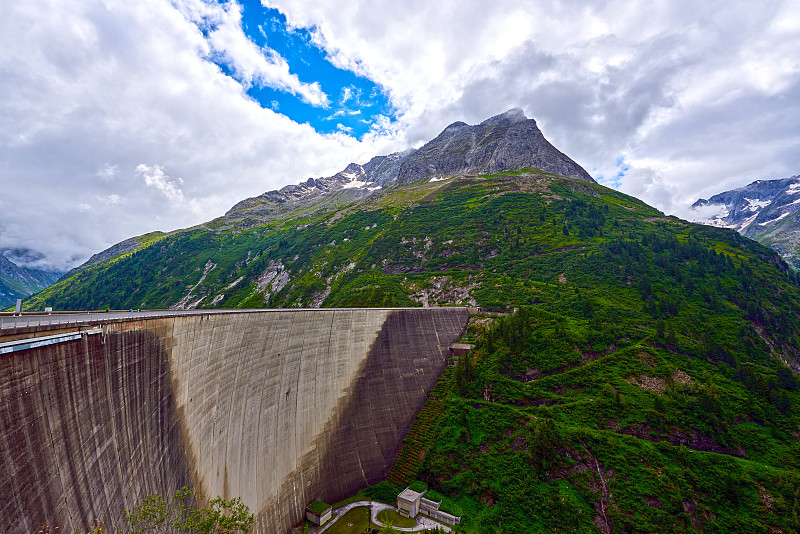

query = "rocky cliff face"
[226,109,592,218]
[394,108,593,185]
[692,175,800,268]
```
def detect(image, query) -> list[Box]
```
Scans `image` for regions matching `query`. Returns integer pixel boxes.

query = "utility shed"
[449,343,474,358]
[397,488,424,518]
[420,496,461,526]
[305,501,332,526]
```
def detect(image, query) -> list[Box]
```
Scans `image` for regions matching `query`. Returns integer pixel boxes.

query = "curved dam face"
[0,308,469,534]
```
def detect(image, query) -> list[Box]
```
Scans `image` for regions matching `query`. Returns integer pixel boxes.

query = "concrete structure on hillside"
[397,487,461,526]
[420,497,461,526]
[305,501,332,525]
[0,307,469,534]
[449,343,474,358]
[397,487,424,518]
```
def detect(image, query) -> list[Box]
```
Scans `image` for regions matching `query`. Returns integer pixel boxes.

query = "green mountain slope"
[23,170,800,314]
[418,284,800,532]
[22,165,800,532]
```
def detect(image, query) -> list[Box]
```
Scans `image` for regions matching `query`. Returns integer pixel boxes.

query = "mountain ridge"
[0,253,63,308]
[692,175,800,268]
[226,108,592,219]
[11,108,800,534]
[19,160,800,533]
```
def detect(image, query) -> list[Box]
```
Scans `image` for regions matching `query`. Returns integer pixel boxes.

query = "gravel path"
[314,501,451,533]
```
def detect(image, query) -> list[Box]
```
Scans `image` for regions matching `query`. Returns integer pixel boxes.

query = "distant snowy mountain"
[692,175,800,268]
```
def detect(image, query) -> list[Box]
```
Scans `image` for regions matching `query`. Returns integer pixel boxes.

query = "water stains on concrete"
[0,308,468,534]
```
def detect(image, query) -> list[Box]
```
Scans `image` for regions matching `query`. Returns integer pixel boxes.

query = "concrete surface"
[0,308,468,534]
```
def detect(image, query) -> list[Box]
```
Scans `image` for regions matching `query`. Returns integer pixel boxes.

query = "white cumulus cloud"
[96,163,119,181]
[137,164,185,204]
[179,0,329,106]
[0,0,398,270]
[2,0,800,271]
[267,0,800,215]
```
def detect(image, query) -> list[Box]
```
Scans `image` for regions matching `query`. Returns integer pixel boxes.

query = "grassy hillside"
[418,299,800,533]
[27,170,798,315]
[22,169,800,532]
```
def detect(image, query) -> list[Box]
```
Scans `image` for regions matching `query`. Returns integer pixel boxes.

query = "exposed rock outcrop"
[226,109,593,218]
[692,175,800,268]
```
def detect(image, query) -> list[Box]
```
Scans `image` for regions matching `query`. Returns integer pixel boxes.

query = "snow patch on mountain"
[759,211,793,226]
[738,213,760,231]
[744,198,772,211]
[342,179,369,189]
[691,174,800,269]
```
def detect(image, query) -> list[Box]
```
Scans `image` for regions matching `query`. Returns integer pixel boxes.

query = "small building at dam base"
[396,486,461,526]
[305,501,332,526]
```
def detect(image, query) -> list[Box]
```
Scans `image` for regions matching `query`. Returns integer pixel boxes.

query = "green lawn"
[377,509,417,528]
[326,507,376,534]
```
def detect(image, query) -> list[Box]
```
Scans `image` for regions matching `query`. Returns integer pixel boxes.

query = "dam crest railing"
[0,307,473,332]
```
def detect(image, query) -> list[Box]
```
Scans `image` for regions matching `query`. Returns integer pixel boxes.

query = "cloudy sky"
[2,0,799,270]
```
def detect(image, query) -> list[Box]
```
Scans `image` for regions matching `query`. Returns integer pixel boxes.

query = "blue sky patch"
[208,0,396,138]
[595,155,630,188]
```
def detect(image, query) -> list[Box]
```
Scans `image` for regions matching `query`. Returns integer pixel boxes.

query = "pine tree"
[454,352,475,396]
[530,419,560,475]
[656,318,665,339]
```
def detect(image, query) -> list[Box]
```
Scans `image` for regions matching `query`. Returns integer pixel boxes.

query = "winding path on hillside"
[316,501,451,533]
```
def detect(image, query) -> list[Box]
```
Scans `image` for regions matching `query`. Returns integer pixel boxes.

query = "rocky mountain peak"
[442,120,469,131]
[482,107,528,125]
[226,109,593,218]
[393,108,591,184]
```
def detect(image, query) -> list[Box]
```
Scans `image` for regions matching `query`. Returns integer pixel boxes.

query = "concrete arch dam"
[0,307,469,533]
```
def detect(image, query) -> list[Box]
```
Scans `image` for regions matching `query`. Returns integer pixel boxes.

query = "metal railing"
[0,306,471,331]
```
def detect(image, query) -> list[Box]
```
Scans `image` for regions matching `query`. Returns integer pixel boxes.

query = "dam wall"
[0,308,469,533]
[0,320,191,533]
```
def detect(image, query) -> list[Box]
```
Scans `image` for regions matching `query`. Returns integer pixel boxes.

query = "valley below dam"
[0,307,469,534]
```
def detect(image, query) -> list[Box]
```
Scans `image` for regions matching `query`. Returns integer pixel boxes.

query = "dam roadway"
[0,307,470,534]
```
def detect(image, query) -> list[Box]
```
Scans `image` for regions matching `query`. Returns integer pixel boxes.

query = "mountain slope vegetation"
[415,225,800,532]
[23,169,800,316]
[18,110,800,532]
